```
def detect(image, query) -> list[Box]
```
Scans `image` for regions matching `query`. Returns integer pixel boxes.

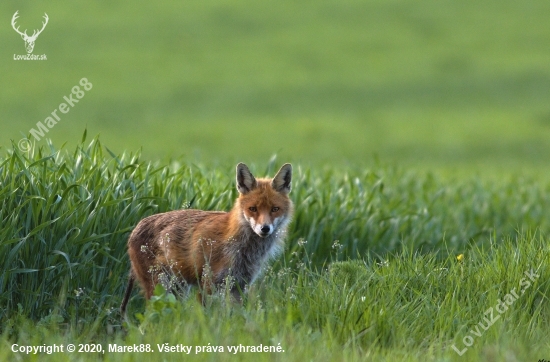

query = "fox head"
[236,163,293,238]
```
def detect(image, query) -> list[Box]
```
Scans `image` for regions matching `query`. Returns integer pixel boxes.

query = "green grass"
[2,0,550,168]
[3,0,550,359]
[2,228,549,361]
[1,139,550,361]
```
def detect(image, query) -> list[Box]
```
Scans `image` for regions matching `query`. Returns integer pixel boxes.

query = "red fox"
[120,163,293,315]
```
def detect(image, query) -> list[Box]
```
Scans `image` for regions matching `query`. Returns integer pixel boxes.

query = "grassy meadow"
[1,0,550,361]
[1,0,550,169]
[1,140,549,361]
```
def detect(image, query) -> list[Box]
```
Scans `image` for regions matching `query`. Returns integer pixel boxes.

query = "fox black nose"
[261,225,271,234]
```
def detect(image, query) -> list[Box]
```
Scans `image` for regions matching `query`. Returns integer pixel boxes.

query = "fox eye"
[249,206,257,212]
[271,207,280,212]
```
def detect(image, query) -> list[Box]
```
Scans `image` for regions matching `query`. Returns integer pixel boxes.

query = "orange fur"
[120,163,293,315]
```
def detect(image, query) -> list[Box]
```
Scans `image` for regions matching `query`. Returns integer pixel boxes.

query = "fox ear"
[271,163,292,194]
[236,163,257,194]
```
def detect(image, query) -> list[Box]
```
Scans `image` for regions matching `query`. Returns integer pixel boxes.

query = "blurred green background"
[2,0,550,170]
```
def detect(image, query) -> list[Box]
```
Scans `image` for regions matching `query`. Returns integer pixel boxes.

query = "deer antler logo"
[11,11,49,54]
